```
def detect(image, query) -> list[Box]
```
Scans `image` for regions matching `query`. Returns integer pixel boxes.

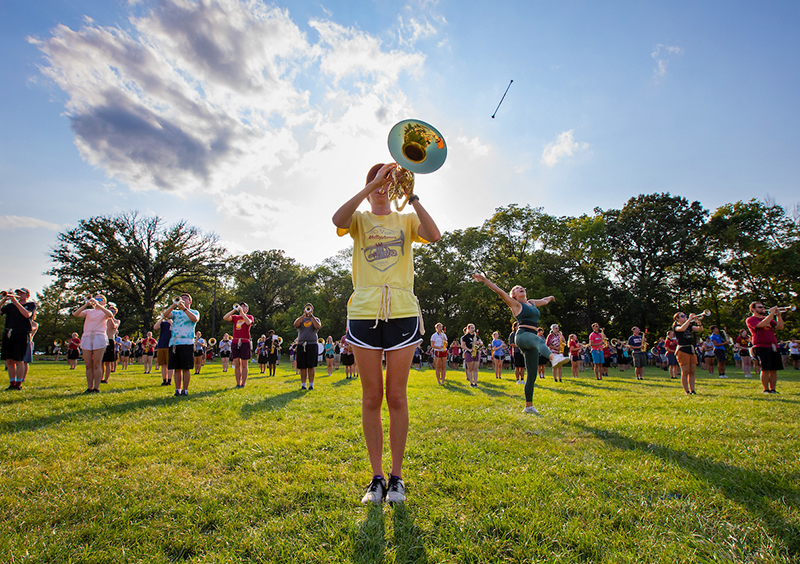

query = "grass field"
[1,358,799,563]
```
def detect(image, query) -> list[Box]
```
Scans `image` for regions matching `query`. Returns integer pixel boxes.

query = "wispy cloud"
[651,44,683,79]
[28,0,424,198]
[541,130,588,167]
[0,215,65,231]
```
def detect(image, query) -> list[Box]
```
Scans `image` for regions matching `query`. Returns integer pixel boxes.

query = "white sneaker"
[361,476,386,504]
[522,406,540,415]
[551,353,570,368]
[385,475,406,504]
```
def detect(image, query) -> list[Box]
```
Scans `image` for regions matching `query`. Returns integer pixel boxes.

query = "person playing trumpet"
[224,303,254,388]
[101,303,121,384]
[588,323,606,381]
[162,293,199,397]
[72,294,114,394]
[1,288,37,391]
[672,310,705,394]
[293,304,321,391]
[746,302,785,394]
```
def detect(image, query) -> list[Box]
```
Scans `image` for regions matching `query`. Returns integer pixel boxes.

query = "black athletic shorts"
[714,349,726,363]
[169,344,194,371]
[1,331,29,362]
[346,317,422,351]
[102,343,116,363]
[753,347,783,372]
[296,342,318,369]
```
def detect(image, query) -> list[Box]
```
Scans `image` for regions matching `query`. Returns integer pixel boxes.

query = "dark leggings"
[515,330,552,402]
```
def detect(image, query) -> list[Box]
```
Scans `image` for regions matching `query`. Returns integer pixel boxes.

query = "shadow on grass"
[240,390,303,418]
[352,503,386,564]
[573,422,800,558]
[1,388,230,434]
[537,384,592,398]
[332,377,358,388]
[441,381,471,395]
[392,503,428,564]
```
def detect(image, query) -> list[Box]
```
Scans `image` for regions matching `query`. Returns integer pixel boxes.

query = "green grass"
[1,359,799,563]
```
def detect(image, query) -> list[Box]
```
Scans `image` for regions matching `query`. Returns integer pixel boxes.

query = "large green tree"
[228,250,310,339]
[48,211,224,333]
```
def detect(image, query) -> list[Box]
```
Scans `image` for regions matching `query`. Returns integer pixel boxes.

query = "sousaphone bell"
[386,119,447,211]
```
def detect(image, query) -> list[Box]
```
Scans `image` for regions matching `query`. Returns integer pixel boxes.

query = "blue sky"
[2,0,799,297]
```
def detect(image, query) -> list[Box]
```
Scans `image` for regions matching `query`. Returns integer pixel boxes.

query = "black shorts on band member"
[169,345,194,371]
[296,342,318,369]
[346,317,422,351]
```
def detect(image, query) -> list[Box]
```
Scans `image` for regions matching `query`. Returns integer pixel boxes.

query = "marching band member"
[472,274,569,414]
[153,313,172,385]
[461,324,482,388]
[72,294,113,394]
[163,293,199,396]
[1,288,36,390]
[332,161,439,505]
[293,304,321,391]
[746,302,785,394]
[568,334,581,378]
[430,323,448,384]
[546,324,565,382]
[589,323,606,381]
[101,303,120,383]
[256,335,268,374]
[709,326,729,378]
[193,332,206,375]
[664,330,679,379]
[628,326,646,380]
[267,331,280,377]
[672,311,704,394]
[141,330,157,375]
[224,303,254,388]
[219,333,232,372]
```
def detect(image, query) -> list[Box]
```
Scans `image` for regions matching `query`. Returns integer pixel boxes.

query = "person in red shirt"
[664,331,678,380]
[734,329,752,378]
[568,334,581,378]
[141,331,158,374]
[746,302,785,394]
[588,323,606,381]
[67,333,81,370]
[224,303,254,388]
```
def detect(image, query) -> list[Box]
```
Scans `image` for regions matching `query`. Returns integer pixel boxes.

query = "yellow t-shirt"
[337,210,428,320]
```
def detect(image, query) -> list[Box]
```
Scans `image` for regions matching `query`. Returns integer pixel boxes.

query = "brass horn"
[386,119,447,211]
[208,338,217,346]
[776,305,796,313]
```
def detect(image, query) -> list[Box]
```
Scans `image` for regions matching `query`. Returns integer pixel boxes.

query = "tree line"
[35,194,799,351]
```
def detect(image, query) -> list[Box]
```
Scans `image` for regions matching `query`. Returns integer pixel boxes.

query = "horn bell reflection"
[386,119,447,211]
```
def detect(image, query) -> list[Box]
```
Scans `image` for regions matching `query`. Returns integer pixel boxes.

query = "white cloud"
[0,216,65,231]
[28,0,443,265]
[540,130,588,167]
[651,44,683,79]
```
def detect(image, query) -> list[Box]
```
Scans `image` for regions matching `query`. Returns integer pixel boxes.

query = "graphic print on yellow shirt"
[364,225,405,271]
[337,211,428,319]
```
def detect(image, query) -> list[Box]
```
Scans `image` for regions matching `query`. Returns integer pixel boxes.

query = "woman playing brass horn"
[332,162,441,506]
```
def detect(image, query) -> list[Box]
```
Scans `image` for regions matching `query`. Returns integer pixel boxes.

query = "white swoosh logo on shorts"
[402,332,411,336]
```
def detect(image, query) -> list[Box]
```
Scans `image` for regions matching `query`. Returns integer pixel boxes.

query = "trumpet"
[304,305,313,315]
[172,296,182,305]
[208,338,217,346]
[386,119,447,211]
[232,303,241,311]
[0,289,14,298]
[775,305,796,313]
[53,340,61,346]
[688,309,711,320]
[610,338,619,346]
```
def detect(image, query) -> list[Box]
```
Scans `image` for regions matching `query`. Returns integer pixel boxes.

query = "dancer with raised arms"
[472,274,569,414]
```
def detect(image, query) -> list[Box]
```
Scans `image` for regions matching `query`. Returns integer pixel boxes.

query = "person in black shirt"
[672,311,704,394]
[1,288,36,390]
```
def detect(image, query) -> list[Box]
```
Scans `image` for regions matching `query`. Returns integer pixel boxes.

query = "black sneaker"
[174,390,182,397]
[386,475,406,504]
[361,476,387,504]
